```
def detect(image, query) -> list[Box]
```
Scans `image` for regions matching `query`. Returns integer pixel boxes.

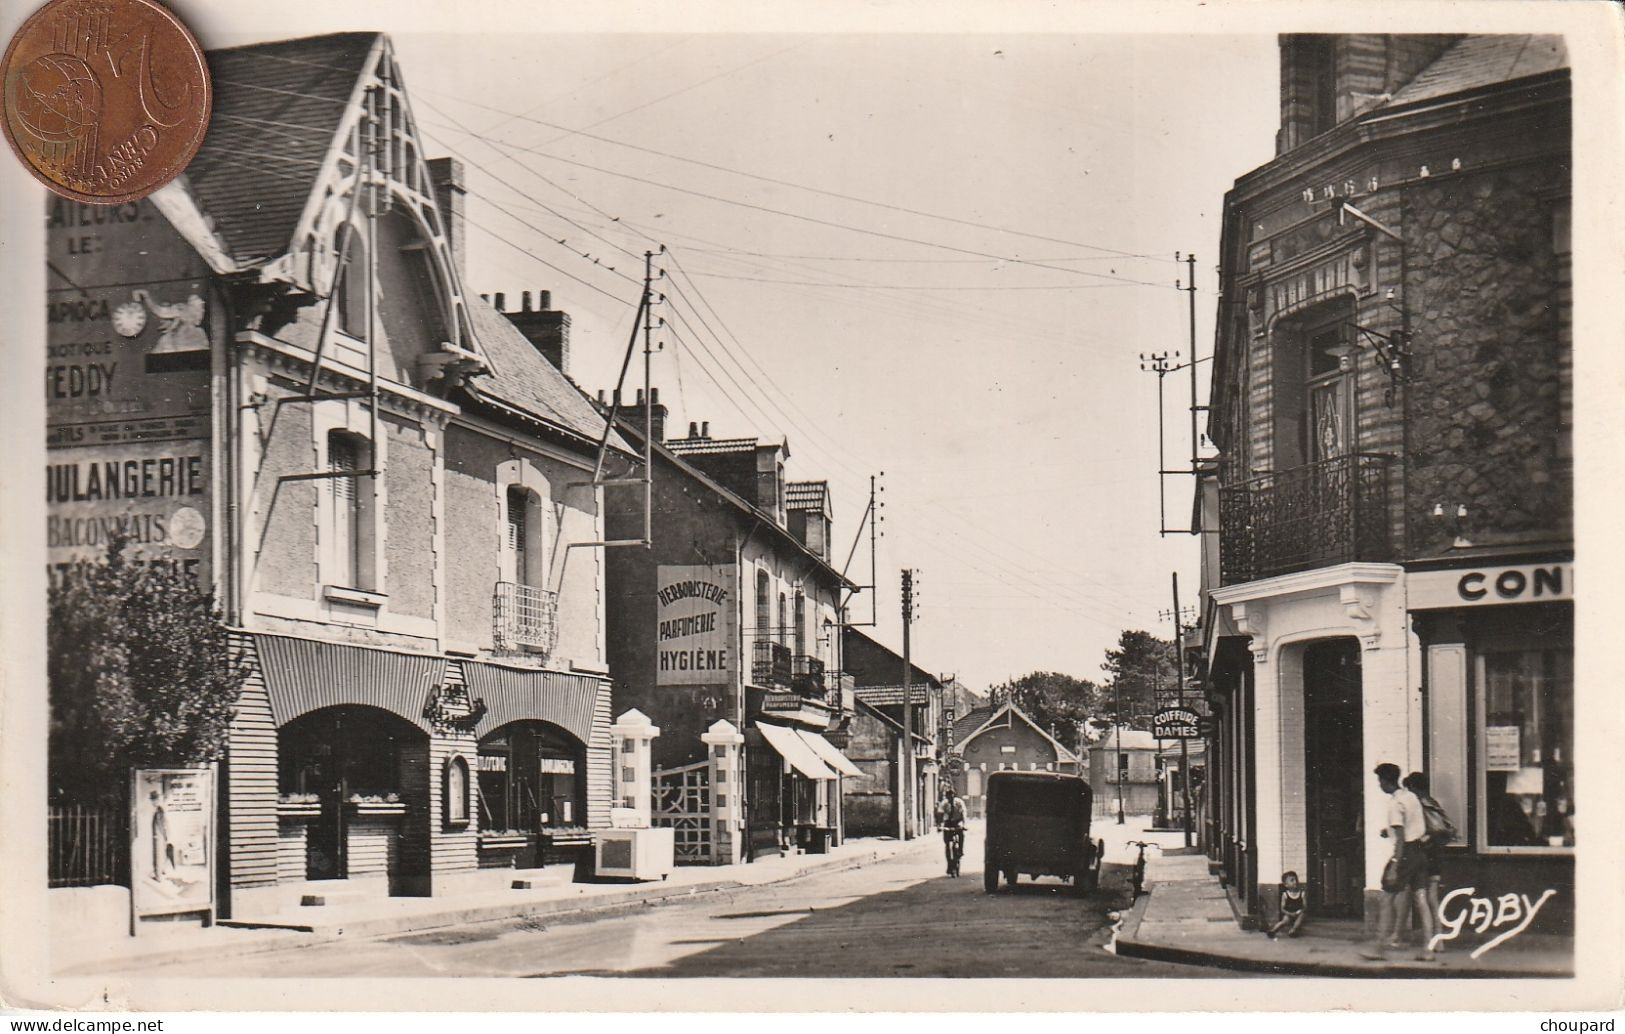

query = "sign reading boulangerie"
[130,768,215,924]
[656,564,736,685]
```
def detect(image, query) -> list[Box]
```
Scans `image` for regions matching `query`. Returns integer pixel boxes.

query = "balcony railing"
[791,655,826,697]
[826,672,856,715]
[752,640,793,687]
[1217,453,1393,586]
[494,581,559,653]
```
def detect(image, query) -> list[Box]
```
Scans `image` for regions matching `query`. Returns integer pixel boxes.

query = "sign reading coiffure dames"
[656,565,737,685]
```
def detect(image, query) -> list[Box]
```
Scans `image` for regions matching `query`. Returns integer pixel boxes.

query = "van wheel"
[1004,869,1018,888]
[983,865,999,894]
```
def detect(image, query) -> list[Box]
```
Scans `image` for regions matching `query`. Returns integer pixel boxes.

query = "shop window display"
[476,722,585,833]
[1479,647,1573,849]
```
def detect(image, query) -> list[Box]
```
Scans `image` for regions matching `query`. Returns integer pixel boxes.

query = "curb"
[58,845,897,975]
[1115,883,1568,979]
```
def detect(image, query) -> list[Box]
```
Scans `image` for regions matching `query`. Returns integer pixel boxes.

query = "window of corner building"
[794,594,806,656]
[755,569,770,638]
[1478,647,1574,850]
[505,485,546,588]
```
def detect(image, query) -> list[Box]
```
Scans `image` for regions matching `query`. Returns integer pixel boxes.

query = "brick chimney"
[614,387,667,443]
[501,289,571,375]
[426,157,466,277]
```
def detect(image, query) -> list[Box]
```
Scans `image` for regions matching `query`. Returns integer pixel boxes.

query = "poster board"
[129,767,215,929]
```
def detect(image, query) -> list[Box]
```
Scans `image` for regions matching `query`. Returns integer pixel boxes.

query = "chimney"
[687,421,699,438]
[501,288,571,375]
[700,421,710,438]
[618,386,667,442]
[426,157,466,278]
[494,292,506,311]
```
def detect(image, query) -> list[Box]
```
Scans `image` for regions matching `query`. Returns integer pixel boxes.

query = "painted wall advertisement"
[655,564,737,686]
[130,768,215,922]
[47,197,216,582]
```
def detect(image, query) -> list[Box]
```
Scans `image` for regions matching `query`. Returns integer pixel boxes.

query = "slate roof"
[665,436,762,456]
[786,480,828,510]
[952,706,995,745]
[467,300,631,447]
[194,33,381,265]
[1386,35,1567,109]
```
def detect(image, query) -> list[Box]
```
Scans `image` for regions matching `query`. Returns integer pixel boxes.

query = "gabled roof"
[952,706,995,745]
[465,300,629,447]
[194,33,382,266]
[1385,35,1567,110]
[665,436,764,457]
[957,701,1080,764]
[854,697,932,747]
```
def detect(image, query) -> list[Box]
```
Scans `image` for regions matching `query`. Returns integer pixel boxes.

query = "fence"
[48,800,128,888]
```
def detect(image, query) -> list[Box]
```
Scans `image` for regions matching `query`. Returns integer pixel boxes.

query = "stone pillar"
[609,709,659,828]
[702,720,744,866]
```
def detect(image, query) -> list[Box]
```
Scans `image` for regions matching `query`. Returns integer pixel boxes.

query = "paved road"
[135,826,1241,979]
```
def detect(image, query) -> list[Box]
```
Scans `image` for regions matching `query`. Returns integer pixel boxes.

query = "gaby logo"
[1430,886,1558,958]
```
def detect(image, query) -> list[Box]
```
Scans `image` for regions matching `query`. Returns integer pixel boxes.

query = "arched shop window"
[476,722,586,832]
[444,755,470,827]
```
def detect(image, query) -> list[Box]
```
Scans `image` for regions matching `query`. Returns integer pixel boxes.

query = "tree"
[1099,630,1179,732]
[49,536,248,801]
[986,671,1100,753]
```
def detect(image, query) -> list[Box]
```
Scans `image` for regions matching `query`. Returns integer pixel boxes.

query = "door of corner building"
[745,743,783,861]
[1302,639,1364,917]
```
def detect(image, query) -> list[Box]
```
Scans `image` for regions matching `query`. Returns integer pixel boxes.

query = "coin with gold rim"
[2,0,210,204]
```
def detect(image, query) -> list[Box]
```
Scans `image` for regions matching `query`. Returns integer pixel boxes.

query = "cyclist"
[936,788,967,877]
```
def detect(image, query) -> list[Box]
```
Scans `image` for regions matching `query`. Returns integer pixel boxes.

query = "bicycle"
[943,826,965,877]
[1127,840,1161,898]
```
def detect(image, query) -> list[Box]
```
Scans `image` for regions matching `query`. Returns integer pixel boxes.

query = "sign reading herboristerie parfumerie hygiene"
[656,565,736,686]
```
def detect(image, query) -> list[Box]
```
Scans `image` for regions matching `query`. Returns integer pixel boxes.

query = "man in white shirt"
[1362,762,1437,961]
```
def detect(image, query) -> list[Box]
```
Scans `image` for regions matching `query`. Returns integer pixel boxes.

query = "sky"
[203,16,1282,692]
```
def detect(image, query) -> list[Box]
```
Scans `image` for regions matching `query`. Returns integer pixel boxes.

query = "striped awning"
[254,634,446,731]
[463,661,605,745]
[795,729,863,778]
[756,721,835,780]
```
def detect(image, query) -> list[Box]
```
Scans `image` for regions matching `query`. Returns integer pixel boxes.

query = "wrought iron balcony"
[493,581,559,653]
[752,640,793,688]
[791,655,826,697]
[1217,453,1393,586]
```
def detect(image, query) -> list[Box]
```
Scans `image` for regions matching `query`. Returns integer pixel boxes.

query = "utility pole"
[1114,684,1125,824]
[1186,251,1200,476]
[1172,572,1193,849]
[901,568,917,840]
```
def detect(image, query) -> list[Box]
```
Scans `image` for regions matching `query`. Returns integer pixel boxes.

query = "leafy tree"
[49,536,248,800]
[986,671,1100,754]
[1098,630,1179,731]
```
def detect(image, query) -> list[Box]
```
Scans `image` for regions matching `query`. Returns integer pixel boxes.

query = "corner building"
[1197,35,1572,949]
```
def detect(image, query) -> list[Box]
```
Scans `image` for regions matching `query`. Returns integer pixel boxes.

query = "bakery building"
[1197,34,1572,953]
[46,32,635,915]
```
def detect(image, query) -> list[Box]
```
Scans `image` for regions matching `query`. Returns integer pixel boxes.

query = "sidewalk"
[1114,849,1574,978]
[53,833,930,976]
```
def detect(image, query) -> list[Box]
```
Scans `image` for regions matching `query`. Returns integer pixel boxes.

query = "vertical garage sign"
[655,565,736,686]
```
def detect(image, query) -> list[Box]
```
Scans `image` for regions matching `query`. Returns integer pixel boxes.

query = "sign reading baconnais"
[1408,562,1573,611]
[656,565,737,685]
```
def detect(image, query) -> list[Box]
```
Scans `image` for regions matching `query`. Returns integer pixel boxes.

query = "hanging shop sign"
[1153,707,1202,740]
[130,767,215,927]
[655,564,737,686]
[1408,563,1572,611]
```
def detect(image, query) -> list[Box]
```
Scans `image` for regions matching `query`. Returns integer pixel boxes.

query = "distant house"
[947,702,1080,818]
[1087,728,1161,819]
[839,699,933,838]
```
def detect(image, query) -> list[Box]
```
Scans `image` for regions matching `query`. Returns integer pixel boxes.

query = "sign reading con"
[1153,707,1202,740]
[130,767,215,925]
[1408,563,1572,611]
[656,564,736,686]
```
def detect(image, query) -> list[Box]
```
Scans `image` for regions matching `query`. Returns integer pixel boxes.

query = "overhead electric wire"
[422,87,1175,263]
[681,271,1150,290]
[408,119,1177,289]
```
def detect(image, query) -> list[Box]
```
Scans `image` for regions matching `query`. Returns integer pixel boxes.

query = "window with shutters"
[325,430,375,589]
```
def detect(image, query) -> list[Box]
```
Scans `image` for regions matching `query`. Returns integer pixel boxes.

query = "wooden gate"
[652,760,713,864]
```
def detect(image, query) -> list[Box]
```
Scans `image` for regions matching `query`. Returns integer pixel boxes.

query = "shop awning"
[756,721,836,780]
[795,729,863,778]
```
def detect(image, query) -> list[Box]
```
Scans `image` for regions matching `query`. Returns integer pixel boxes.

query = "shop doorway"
[476,721,586,834]
[278,705,422,884]
[1302,639,1364,916]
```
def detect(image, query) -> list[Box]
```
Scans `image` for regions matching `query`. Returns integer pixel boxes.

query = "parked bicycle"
[1127,840,1161,898]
